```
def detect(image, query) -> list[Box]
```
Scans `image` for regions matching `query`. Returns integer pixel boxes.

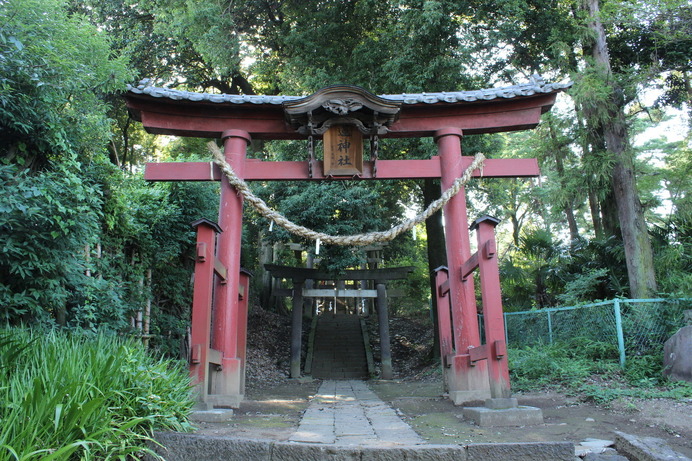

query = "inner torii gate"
[124,78,567,408]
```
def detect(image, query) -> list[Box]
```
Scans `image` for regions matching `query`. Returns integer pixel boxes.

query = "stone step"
[313,349,365,354]
[314,356,365,362]
[311,364,368,370]
[314,357,365,362]
[312,372,369,379]
[310,315,369,378]
[312,355,366,361]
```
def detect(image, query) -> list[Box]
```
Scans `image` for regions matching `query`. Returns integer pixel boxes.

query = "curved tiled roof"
[126,76,570,106]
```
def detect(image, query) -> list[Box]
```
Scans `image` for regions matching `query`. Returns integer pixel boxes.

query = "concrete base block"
[193,400,213,411]
[484,398,518,409]
[462,405,544,427]
[449,389,491,406]
[189,409,234,423]
[206,393,243,409]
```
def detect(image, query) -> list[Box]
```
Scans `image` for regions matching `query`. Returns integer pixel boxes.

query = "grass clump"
[508,338,692,404]
[0,328,194,460]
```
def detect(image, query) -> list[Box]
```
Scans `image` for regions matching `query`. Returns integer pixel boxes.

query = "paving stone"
[291,380,426,447]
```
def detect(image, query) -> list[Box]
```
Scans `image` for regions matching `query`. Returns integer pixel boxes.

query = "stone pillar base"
[189,408,234,423]
[462,405,544,426]
[206,393,244,409]
[449,389,492,406]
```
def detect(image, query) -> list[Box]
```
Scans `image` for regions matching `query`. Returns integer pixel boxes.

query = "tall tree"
[576,0,657,297]
[457,0,690,298]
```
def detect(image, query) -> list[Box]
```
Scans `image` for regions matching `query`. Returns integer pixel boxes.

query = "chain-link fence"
[495,298,691,366]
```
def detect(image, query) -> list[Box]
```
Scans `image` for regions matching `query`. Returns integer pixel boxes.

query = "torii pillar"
[437,128,491,403]
[208,129,250,407]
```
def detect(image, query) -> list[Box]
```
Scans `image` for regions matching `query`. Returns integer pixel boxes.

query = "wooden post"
[189,219,221,409]
[376,283,393,380]
[237,270,251,392]
[436,128,490,404]
[472,216,511,399]
[290,280,304,378]
[259,233,273,308]
[305,253,315,319]
[433,266,453,391]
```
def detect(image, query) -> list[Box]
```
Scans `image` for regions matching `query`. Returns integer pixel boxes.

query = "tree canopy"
[0,0,689,345]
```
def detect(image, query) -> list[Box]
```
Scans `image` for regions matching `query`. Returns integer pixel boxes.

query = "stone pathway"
[289,380,425,446]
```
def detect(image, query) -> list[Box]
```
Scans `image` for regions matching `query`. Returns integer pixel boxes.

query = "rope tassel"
[208,142,485,247]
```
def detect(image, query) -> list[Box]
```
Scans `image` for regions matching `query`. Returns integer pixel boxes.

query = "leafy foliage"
[0,0,131,169]
[0,160,100,324]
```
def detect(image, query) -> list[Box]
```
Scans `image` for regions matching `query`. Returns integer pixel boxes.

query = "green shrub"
[563,337,620,361]
[508,343,595,390]
[0,328,194,460]
[623,353,665,386]
[509,339,691,402]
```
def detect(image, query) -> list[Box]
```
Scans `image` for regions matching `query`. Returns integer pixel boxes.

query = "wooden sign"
[323,124,363,176]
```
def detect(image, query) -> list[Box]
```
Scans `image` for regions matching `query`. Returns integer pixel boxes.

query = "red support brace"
[471,216,511,399]
[189,219,223,409]
[433,267,454,362]
[237,270,251,393]
[144,157,540,182]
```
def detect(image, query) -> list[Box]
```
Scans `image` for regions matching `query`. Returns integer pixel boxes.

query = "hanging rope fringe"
[209,142,485,247]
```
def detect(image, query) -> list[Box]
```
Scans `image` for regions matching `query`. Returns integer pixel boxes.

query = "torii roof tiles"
[126,76,570,106]
[124,76,570,139]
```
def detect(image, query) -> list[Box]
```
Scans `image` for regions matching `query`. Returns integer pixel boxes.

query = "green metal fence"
[497,298,691,367]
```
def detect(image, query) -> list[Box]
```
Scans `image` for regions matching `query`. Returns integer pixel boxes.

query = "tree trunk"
[423,178,446,359]
[600,185,620,237]
[510,211,521,246]
[583,0,657,298]
[547,118,580,242]
[575,101,606,239]
[552,148,580,242]
[588,189,603,239]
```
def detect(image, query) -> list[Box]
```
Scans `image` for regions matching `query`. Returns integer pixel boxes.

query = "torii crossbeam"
[124,79,568,408]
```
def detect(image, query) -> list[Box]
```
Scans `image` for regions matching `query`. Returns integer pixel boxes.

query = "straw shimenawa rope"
[209,142,485,246]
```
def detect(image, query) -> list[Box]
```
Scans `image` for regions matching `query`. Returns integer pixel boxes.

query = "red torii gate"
[124,79,567,408]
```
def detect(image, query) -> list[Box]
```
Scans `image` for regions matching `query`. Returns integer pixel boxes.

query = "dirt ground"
[194,378,691,457]
[195,308,691,457]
